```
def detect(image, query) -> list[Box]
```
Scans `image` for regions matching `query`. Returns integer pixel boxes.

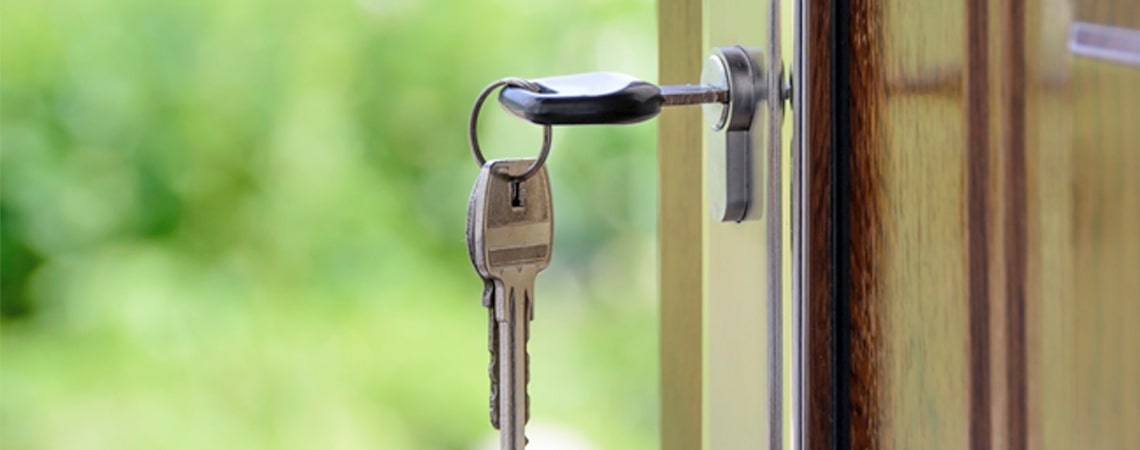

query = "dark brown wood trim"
[966,0,994,448]
[806,0,836,447]
[1002,0,1028,448]
[844,0,884,447]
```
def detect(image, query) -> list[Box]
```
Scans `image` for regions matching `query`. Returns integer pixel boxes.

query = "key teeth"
[526,349,531,423]
[488,304,500,429]
[524,292,531,425]
[490,389,499,429]
[490,394,499,429]
[489,353,499,429]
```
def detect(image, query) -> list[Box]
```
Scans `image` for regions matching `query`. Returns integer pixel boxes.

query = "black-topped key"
[499,72,727,125]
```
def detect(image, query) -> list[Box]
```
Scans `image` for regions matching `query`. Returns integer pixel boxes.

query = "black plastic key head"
[498,72,664,125]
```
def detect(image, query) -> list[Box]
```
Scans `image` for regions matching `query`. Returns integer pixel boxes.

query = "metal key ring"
[468,77,552,180]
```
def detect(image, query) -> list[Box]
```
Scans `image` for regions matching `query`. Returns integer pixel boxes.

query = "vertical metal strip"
[791,0,806,446]
[767,0,785,448]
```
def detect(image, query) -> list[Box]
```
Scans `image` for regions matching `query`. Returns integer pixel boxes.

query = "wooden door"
[659,0,1139,449]
[802,0,1140,448]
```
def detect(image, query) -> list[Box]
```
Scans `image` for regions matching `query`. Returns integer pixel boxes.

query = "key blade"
[493,277,535,449]
[659,84,729,106]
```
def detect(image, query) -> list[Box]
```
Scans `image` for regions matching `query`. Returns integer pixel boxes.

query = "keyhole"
[510,179,525,208]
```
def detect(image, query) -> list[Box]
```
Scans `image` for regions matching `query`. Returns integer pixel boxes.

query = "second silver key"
[469,159,553,449]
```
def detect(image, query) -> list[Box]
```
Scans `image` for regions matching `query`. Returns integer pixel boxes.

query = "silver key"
[467,159,553,449]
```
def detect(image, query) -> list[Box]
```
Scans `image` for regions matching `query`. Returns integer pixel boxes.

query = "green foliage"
[0,0,659,448]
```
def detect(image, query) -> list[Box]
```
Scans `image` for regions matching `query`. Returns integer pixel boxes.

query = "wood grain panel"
[843,0,974,447]
[810,0,1140,447]
[1031,2,1140,449]
[1063,57,1140,448]
[1024,5,1073,449]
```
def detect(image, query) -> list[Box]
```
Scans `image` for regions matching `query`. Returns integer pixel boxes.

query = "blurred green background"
[0,0,660,448]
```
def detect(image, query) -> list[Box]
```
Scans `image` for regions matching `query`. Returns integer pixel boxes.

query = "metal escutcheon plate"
[702,46,766,223]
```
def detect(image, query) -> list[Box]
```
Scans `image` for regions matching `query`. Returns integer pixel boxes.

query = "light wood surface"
[1032,2,1140,449]
[845,1,973,447]
[657,0,704,448]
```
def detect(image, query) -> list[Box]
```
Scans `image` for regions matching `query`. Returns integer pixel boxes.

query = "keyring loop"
[468,77,552,180]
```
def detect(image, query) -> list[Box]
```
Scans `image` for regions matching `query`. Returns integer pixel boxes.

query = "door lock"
[497,46,788,222]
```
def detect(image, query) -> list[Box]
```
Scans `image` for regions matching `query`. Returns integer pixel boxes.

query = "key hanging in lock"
[459,45,791,450]
[497,46,790,222]
[466,159,553,450]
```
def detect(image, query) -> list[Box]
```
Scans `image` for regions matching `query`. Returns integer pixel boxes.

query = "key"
[497,72,728,125]
[467,159,554,449]
[468,160,553,448]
